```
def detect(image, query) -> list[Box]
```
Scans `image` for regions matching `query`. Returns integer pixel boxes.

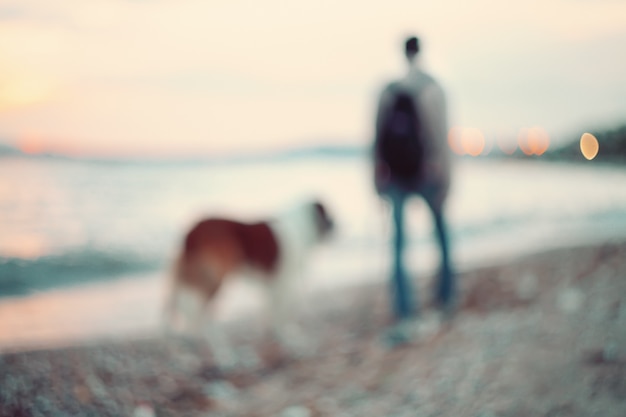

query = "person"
[373,35,454,321]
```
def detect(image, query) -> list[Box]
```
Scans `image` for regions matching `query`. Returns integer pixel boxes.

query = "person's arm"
[419,82,448,155]
[373,85,394,193]
[374,86,393,155]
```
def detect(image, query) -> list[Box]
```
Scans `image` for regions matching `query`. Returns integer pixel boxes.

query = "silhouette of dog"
[164,199,333,367]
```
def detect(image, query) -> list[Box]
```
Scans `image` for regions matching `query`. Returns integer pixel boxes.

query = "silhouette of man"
[373,35,454,321]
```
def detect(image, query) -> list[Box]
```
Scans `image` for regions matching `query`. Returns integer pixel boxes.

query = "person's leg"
[427,198,455,310]
[390,188,415,319]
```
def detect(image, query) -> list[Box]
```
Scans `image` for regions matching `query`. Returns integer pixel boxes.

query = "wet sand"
[1,240,626,416]
[0,270,267,353]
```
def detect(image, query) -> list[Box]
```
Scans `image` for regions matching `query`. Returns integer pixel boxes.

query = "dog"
[164,199,333,366]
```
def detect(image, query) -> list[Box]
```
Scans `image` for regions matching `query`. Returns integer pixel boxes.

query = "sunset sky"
[0,0,625,157]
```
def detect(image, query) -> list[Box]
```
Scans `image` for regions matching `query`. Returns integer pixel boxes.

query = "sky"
[0,0,625,158]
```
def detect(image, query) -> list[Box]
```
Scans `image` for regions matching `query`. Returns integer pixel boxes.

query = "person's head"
[404,36,420,63]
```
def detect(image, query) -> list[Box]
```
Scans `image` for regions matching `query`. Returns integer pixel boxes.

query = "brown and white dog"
[164,199,333,366]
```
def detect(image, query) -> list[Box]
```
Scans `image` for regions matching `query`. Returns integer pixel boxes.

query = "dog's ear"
[312,201,333,236]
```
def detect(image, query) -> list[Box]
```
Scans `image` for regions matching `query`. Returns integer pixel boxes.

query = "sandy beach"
[1,239,626,417]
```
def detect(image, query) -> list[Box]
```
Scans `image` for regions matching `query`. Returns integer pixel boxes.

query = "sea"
[1,151,626,349]
[2,151,626,297]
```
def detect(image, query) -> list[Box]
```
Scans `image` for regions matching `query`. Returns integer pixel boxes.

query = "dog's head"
[311,200,334,240]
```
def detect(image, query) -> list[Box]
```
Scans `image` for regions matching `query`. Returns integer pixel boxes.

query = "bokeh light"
[517,129,532,156]
[461,128,485,157]
[527,127,550,156]
[448,126,464,155]
[580,133,599,160]
[448,127,489,157]
[496,135,517,155]
[481,133,493,156]
[518,127,550,156]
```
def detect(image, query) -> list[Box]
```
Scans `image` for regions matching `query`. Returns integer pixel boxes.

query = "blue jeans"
[388,185,454,319]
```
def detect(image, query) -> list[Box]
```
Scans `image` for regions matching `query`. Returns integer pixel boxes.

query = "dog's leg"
[192,296,236,370]
[163,255,189,334]
[163,276,182,335]
[185,280,239,370]
[267,276,292,342]
[267,270,315,357]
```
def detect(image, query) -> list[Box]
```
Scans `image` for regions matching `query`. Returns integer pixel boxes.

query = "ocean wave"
[0,249,163,298]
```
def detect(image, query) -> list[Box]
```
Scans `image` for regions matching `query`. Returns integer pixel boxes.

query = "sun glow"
[17,133,47,155]
[0,74,55,111]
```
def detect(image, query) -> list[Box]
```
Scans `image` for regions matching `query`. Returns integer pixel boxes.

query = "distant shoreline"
[2,123,626,165]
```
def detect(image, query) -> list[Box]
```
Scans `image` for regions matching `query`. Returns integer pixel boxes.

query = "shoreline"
[1,239,625,416]
[2,233,626,355]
